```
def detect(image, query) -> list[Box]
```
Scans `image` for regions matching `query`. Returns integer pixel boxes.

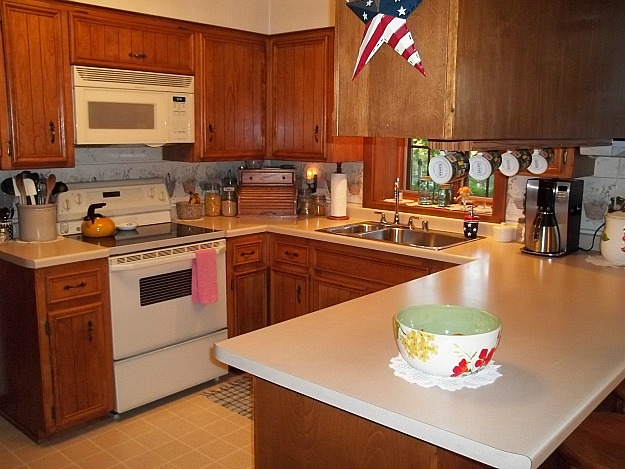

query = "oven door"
[108,240,227,360]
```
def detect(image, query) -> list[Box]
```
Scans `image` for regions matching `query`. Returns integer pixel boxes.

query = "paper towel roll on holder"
[328,163,349,220]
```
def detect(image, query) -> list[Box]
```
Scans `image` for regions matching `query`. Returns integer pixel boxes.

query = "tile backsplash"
[2,146,620,252]
[0,146,364,210]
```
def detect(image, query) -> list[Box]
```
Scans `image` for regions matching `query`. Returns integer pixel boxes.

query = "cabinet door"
[270,268,308,323]
[271,30,328,160]
[231,267,268,336]
[1,0,74,169]
[70,12,194,74]
[200,31,265,159]
[48,303,113,431]
[311,276,367,311]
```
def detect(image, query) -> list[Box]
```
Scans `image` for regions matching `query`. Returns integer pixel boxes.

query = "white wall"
[269,0,335,33]
[65,0,272,33]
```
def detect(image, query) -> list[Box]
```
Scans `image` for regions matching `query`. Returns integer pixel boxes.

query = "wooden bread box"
[237,169,297,216]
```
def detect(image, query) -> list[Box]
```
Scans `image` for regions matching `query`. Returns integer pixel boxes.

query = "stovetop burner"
[68,223,223,256]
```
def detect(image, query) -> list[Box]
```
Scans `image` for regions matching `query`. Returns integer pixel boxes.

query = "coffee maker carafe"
[523,178,584,257]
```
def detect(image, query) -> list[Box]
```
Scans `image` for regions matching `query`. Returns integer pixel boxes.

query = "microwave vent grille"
[73,66,193,91]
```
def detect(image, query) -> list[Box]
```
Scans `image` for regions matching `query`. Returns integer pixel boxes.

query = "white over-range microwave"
[72,65,195,146]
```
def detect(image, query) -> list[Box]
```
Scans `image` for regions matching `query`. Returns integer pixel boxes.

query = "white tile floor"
[0,375,253,469]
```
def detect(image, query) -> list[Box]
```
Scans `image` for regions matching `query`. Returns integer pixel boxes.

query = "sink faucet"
[393,177,401,225]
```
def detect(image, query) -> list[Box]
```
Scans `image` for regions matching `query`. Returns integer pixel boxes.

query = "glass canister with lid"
[221,171,238,217]
[311,193,326,216]
[204,182,222,216]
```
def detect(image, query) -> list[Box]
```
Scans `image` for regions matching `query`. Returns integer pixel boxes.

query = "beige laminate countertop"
[210,215,625,469]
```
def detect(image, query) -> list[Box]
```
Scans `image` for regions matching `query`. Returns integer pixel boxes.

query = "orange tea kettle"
[81,203,116,237]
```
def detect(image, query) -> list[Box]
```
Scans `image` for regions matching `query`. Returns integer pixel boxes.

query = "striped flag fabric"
[346,0,426,79]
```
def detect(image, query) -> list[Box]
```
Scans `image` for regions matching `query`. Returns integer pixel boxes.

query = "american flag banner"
[346,0,425,79]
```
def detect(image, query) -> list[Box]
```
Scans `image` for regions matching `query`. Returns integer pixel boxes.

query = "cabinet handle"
[284,250,299,259]
[314,125,319,143]
[128,52,147,59]
[87,320,94,342]
[296,285,301,304]
[49,121,55,144]
[208,124,214,143]
[562,149,568,165]
[239,250,256,258]
[7,141,11,157]
[63,281,87,290]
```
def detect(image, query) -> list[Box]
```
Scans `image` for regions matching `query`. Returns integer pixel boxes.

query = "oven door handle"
[109,246,225,272]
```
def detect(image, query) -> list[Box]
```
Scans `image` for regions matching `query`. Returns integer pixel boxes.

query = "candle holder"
[306,170,317,193]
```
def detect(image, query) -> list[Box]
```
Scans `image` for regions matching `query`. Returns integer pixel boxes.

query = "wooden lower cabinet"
[229,233,456,337]
[311,240,456,311]
[269,234,310,323]
[254,378,486,469]
[227,234,269,337]
[0,258,113,441]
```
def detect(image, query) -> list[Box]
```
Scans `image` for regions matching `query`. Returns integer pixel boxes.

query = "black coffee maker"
[522,178,584,257]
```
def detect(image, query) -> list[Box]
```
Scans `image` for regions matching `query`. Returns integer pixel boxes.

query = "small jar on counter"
[516,217,526,244]
[204,183,222,216]
[298,195,313,217]
[221,189,237,217]
[311,194,326,217]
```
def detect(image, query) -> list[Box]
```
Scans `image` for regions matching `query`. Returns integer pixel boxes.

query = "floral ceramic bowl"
[394,305,501,377]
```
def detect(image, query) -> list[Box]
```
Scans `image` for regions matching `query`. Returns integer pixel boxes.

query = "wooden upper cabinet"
[199,30,266,160]
[69,10,194,74]
[335,0,625,142]
[0,0,74,169]
[270,28,362,162]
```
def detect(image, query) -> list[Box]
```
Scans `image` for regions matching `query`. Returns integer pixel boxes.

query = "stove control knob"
[158,190,166,201]
[148,187,155,198]
[63,199,70,211]
[74,194,82,205]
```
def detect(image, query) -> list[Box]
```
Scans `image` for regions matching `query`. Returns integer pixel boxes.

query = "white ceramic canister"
[428,151,469,184]
[469,151,502,181]
[527,149,554,175]
[600,211,625,265]
[499,150,532,176]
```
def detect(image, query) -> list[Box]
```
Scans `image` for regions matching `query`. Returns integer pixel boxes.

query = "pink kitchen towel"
[192,248,218,304]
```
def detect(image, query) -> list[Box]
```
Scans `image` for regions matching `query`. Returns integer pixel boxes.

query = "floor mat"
[202,374,253,420]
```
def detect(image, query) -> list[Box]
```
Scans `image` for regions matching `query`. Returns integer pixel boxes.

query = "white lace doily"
[389,354,502,391]
[585,255,625,269]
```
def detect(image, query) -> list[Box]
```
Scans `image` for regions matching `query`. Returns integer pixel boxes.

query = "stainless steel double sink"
[317,221,481,250]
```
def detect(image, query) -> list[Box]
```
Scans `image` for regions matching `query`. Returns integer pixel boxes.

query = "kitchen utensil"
[165,173,176,197]
[50,181,68,204]
[14,174,27,205]
[45,174,56,204]
[600,210,625,265]
[0,178,14,195]
[23,178,38,205]
[81,203,116,237]
[394,304,501,377]
[529,208,560,253]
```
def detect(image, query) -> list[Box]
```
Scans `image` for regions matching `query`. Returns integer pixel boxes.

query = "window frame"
[362,138,507,223]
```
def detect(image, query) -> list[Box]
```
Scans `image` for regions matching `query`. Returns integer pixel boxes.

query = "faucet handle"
[374,211,387,224]
[407,216,421,230]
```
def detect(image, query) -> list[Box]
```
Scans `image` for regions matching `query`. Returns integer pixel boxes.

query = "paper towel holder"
[327,163,350,221]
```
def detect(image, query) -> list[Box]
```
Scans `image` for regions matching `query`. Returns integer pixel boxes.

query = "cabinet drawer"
[46,269,103,305]
[274,241,308,267]
[232,240,263,266]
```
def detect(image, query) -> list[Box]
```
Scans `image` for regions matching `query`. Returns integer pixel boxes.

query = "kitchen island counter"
[215,234,625,468]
